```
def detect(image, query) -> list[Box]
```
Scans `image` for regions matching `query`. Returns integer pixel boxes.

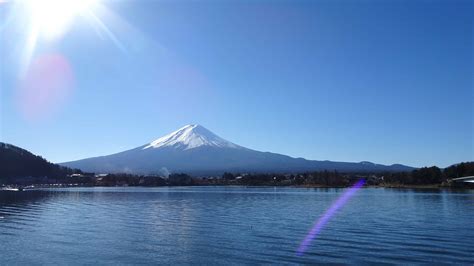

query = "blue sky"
[1,0,472,167]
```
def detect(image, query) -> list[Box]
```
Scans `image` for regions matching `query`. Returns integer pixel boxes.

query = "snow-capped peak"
[143,124,241,150]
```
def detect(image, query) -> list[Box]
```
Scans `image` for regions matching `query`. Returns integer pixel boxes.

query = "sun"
[25,0,99,40]
[13,0,124,76]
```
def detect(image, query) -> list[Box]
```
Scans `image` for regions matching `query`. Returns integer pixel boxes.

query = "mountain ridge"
[60,124,415,175]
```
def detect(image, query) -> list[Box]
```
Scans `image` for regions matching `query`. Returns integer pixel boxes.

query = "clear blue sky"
[1,0,472,167]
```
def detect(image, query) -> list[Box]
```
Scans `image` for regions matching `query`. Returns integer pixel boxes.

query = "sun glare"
[11,0,128,79]
[26,0,99,40]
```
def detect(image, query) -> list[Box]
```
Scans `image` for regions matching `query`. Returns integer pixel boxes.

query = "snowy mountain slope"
[60,124,414,175]
[143,124,241,150]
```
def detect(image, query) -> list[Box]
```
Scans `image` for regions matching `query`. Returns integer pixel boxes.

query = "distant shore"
[2,183,472,190]
[291,183,471,189]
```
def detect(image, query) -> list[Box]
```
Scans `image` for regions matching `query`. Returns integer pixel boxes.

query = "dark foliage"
[0,143,81,182]
[168,173,194,186]
[443,162,474,179]
[412,166,444,184]
[94,173,167,186]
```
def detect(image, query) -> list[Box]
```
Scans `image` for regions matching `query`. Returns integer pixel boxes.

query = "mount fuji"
[60,124,413,175]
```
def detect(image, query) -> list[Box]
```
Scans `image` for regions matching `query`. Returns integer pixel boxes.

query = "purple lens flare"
[297,179,366,256]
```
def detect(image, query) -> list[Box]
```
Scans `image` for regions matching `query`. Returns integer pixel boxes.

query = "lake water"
[0,186,473,264]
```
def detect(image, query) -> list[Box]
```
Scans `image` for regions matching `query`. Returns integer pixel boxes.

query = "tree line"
[10,162,471,188]
[218,162,474,187]
[1,142,472,188]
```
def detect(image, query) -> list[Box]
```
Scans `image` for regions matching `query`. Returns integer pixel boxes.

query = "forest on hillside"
[0,143,81,182]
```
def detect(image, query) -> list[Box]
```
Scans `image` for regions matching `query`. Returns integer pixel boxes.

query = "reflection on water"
[0,187,473,264]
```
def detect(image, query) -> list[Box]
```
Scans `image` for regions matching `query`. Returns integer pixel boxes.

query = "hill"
[0,142,78,181]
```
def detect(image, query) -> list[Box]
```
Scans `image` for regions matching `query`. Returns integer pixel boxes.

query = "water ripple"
[0,188,473,264]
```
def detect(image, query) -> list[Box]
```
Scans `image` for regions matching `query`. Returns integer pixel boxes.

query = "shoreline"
[1,183,472,190]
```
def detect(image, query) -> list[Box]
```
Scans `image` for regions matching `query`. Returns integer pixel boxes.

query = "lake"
[0,186,473,264]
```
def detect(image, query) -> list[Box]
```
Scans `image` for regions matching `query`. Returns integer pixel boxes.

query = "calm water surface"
[0,187,473,264]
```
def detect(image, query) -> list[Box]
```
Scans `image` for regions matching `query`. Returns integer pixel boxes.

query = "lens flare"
[16,54,74,121]
[297,179,366,256]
